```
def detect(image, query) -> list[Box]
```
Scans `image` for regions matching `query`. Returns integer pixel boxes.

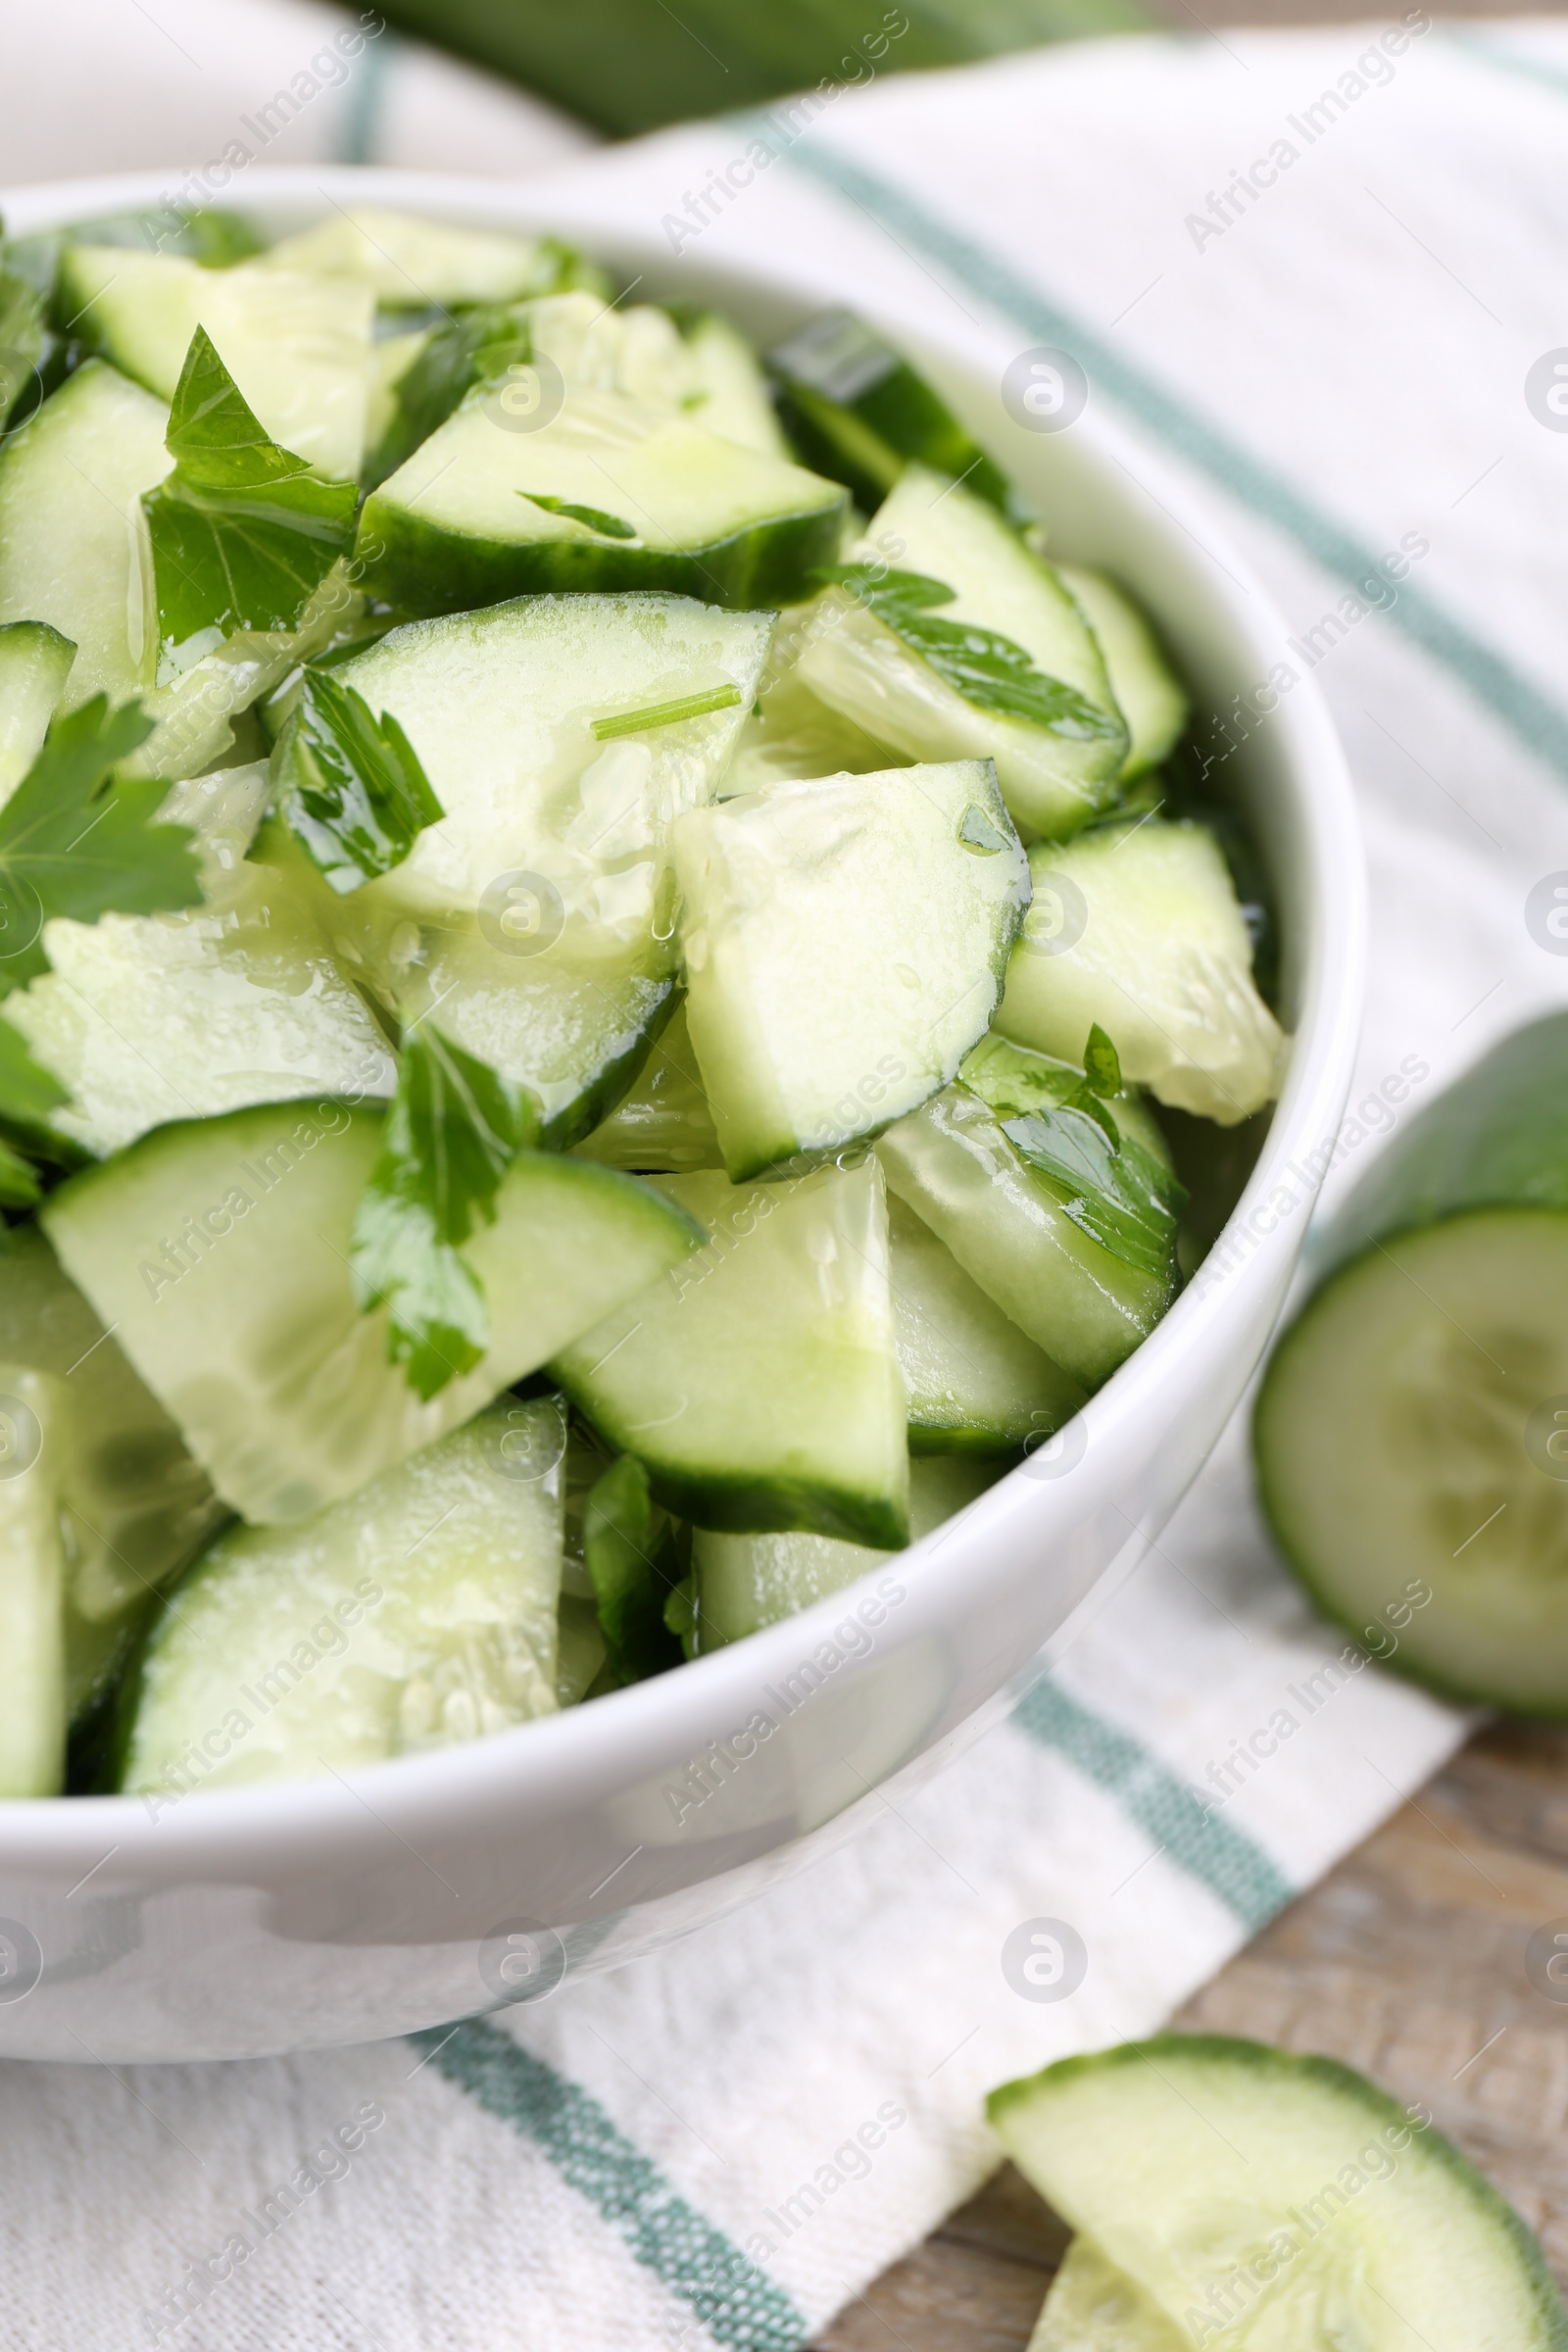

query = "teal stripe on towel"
[410,2019,808,2351]
[1013,1677,1294,1932]
[760,132,1568,779]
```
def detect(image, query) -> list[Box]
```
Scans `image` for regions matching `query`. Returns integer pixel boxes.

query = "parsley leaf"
[141,327,358,653]
[815,563,1122,743]
[961,1025,1184,1283]
[521,492,638,540]
[0,697,202,996]
[368,303,533,487]
[0,996,75,1216]
[350,1025,539,1400]
[584,1454,685,1683]
[277,668,444,894]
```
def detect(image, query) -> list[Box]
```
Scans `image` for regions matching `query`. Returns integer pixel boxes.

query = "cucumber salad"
[0,203,1285,1800]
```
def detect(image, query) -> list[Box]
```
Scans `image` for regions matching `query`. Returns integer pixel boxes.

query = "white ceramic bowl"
[0,168,1363,2061]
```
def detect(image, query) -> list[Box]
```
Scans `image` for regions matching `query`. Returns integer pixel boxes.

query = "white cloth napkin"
[8,11,1568,2347]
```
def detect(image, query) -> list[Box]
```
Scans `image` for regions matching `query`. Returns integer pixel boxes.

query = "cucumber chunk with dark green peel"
[41,1098,702,1527]
[0,619,74,803]
[1255,1012,1568,1715]
[553,1157,908,1546]
[797,468,1127,841]
[1055,564,1188,781]
[767,311,1017,520]
[989,2034,1568,2350]
[264,207,592,310]
[573,1004,722,1174]
[889,1193,1086,1454]
[689,1452,998,1651]
[114,1399,569,1797]
[673,759,1029,1180]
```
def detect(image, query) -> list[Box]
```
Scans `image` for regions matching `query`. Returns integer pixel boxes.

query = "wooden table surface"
[813,1721,1568,2348]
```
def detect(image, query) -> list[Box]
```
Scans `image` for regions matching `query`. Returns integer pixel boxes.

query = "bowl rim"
[0,163,1366,1864]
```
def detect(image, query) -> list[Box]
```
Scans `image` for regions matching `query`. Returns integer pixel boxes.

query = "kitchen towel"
[8,8,1568,2346]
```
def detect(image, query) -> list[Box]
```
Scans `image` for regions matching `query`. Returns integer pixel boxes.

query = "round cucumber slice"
[1255,1013,1568,1715]
[990,2034,1568,2350]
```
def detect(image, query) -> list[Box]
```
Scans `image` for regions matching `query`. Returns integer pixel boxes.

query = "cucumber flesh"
[877,1083,1177,1390]
[797,466,1127,839]
[554,1157,909,1546]
[691,1452,998,1649]
[6,765,397,1157]
[573,1003,722,1173]
[279,591,771,1144]
[0,1228,223,1721]
[1055,564,1188,781]
[681,313,789,459]
[889,1193,1086,1453]
[988,2034,1568,2350]
[0,1367,68,1795]
[41,1099,702,1525]
[359,381,848,616]
[0,619,74,804]
[675,759,1029,1178]
[999,819,1284,1125]
[264,208,580,309]
[1028,2237,1186,2350]
[58,246,372,479]
[116,1399,567,1795]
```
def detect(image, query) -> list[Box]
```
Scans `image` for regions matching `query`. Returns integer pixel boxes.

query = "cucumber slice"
[358,381,848,616]
[681,313,789,459]
[1027,2237,1185,2350]
[988,2034,1568,2350]
[721,650,906,801]
[0,1227,223,1722]
[264,208,582,309]
[0,619,74,804]
[279,591,772,1144]
[766,311,1017,519]
[1055,565,1188,781]
[889,1193,1086,1453]
[41,1100,701,1525]
[365,325,429,478]
[797,466,1127,839]
[5,765,397,1157]
[554,1158,909,1546]
[573,1004,722,1173]
[57,247,373,479]
[877,1078,1179,1390]
[116,1399,567,1795]
[1254,1012,1568,1715]
[674,759,1029,1179]
[690,1452,997,1649]
[0,1367,68,1795]
[0,361,362,779]
[557,1591,610,1704]
[999,819,1284,1125]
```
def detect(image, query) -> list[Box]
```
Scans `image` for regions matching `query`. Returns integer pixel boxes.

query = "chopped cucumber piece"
[767,311,1016,519]
[999,819,1284,1124]
[0,1225,224,1721]
[41,1099,701,1525]
[0,1366,67,1794]
[6,764,397,1156]
[557,1591,609,1704]
[264,208,584,309]
[722,657,906,801]
[674,759,1029,1179]
[1055,565,1187,781]
[554,1158,908,1546]
[359,379,847,616]
[573,1004,722,1172]
[277,591,772,1143]
[57,247,373,479]
[989,2034,1568,2351]
[691,1453,997,1649]
[526,290,693,410]
[0,362,362,778]
[889,1193,1085,1453]
[116,1399,567,1795]
[877,1074,1180,1390]
[1027,2237,1186,2350]
[364,324,429,478]
[0,619,74,804]
[797,467,1127,839]
[681,312,789,458]
[1255,1012,1568,1715]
